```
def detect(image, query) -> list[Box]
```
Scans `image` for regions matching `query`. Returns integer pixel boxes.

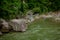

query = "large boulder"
[9,19,28,32]
[0,19,10,32]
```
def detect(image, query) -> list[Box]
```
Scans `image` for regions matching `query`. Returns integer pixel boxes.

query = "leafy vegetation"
[0,0,60,19]
[0,0,21,19]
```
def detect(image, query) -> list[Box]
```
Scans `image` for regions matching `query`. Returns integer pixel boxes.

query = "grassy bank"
[0,18,60,40]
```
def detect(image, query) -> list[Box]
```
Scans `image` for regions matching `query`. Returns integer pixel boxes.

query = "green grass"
[0,18,60,40]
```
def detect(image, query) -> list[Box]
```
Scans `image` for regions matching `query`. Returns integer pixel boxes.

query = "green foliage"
[25,0,60,13]
[0,0,60,19]
[0,0,21,19]
[32,7,41,13]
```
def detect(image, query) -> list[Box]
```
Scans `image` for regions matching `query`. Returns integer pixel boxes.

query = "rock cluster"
[0,18,28,35]
[0,10,46,36]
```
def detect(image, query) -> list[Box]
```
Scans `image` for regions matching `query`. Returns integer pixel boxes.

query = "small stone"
[0,31,2,35]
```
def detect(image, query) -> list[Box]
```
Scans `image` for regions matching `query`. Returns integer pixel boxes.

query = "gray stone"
[0,19,10,32]
[9,19,27,32]
[26,10,34,22]
[0,31,2,35]
[34,14,40,19]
